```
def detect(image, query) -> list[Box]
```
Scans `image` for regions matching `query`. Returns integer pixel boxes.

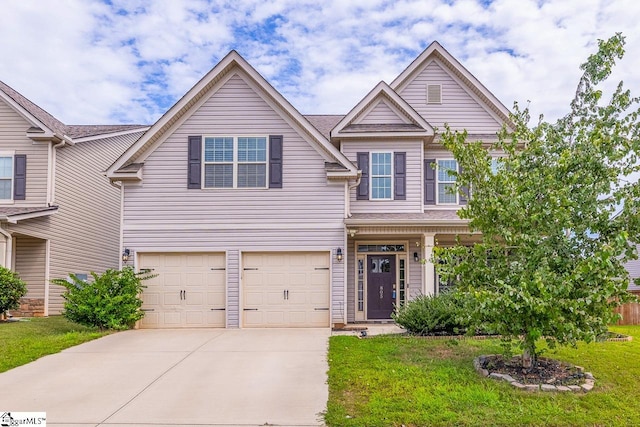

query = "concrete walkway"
[0,328,330,426]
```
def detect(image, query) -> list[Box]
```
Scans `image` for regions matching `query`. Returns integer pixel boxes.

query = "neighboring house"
[623,246,640,295]
[0,81,148,316]
[107,41,514,328]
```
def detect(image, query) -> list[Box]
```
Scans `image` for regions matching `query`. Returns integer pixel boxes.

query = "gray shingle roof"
[304,115,344,139]
[66,125,148,139]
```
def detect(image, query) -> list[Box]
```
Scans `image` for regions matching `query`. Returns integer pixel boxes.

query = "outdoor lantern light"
[336,248,343,262]
[122,249,130,263]
[414,252,420,262]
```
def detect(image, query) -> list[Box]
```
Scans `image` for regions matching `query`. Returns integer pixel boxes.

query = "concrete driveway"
[0,328,330,426]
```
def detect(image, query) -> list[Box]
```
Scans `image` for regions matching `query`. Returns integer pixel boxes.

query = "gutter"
[345,171,362,218]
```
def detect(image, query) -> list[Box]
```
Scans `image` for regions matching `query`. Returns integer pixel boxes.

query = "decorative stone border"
[474,355,595,392]
[405,333,631,342]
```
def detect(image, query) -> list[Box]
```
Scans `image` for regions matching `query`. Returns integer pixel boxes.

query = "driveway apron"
[0,328,330,426]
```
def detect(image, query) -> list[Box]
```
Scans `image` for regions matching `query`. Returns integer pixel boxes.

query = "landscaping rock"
[541,384,557,392]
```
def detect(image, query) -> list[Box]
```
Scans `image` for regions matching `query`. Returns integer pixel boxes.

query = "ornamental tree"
[435,33,640,368]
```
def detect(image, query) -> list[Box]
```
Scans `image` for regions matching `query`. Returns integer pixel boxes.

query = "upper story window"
[203,136,267,188]
[437,159,458,204]
[371,152,392,200]
[0,155,13,200]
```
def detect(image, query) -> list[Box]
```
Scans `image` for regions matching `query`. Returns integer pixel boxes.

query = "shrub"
[0,267,27,317]
[393,292,470,335]
[53,267,150,330]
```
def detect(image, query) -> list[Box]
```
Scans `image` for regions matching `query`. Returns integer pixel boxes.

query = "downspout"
[346,172,362,218]
[49,136,72,205]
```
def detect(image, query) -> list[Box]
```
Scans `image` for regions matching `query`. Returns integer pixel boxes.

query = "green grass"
[0,316,110,373]
[326,326,640,426]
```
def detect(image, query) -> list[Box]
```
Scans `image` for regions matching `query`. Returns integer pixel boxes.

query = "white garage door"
[243,252,330,328]
[138,253,226,328]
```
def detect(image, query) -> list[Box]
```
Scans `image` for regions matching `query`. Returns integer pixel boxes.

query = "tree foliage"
[0,267,27,316]
[53,267,152,330]
[435,33,640,368]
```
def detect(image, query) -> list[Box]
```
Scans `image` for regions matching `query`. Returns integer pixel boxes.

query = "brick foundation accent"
[8,298,45,317]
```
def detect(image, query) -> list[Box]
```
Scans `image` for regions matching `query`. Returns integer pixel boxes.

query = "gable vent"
[427,84,442,104]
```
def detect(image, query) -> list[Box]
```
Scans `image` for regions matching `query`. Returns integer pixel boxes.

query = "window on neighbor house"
[371,152,392,200]
[437,159,458,204]
[0,156,12,200]
[203,136,267,188]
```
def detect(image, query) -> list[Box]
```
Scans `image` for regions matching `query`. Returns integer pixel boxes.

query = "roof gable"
[390,41,514,131]
[331,81,434,139]
[107,51,357,179]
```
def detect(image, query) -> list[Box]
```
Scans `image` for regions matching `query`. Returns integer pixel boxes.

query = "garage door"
[138,253,226,328]
[243,252,330,327]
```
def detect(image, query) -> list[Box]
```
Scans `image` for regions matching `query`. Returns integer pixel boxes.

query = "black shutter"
[187,136,202,189]
[14,154,26,200]
[357,152,369,200]
[459,163,468,205]
[394,152,406,200]
[269,135,283,188]
[424,158,436,205]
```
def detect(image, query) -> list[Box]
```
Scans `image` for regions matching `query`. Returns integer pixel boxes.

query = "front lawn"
[0,316,110,373]
[326,326,640,426]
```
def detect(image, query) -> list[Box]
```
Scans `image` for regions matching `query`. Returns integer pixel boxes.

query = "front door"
[367,255,396,319]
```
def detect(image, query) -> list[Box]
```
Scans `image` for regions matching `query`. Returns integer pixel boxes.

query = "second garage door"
[243,252,330,327]
[138,253,226,328]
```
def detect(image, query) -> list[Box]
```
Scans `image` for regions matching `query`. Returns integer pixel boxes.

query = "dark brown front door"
[367,255,396,319]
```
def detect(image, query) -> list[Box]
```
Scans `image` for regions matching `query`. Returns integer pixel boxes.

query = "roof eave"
[2,207,58,224]
[344,217,470,226]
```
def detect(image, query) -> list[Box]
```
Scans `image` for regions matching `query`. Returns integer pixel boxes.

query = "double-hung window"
[437,159,458,204]
[203,136,267,188]
[370,152,392,200]
[0,155,13,200]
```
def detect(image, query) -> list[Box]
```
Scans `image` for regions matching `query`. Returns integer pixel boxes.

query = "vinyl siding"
[355,99,409,125]
[227,249,239,327]
[625,245,640,292]
[9,131,143,314]
[0,99,49,205]
[14,235,46,298]
[398,60,502,133]
[343,140,423,213]
[123,72,346,324]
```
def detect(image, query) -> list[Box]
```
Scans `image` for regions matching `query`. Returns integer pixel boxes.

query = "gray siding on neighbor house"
[122,72,346,324]
[355,99,409,125]
[14,235,46,299]
[624,245,640,292]
[398,60,502,134]
[342,140,423,213]
[0,100,49,205]
[9,132,142,314]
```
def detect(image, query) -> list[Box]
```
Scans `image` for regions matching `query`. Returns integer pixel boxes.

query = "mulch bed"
[480,355,586,386]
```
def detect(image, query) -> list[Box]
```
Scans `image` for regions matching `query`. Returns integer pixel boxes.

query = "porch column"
[423,234,435,295]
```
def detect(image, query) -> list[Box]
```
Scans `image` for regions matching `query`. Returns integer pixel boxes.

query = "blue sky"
[0,0,638,125]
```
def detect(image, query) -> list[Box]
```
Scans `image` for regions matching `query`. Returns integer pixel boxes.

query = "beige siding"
[123,72,345,325]
[398,60,502,133]
[0,99,49,205]
[356,99,409,125]
[10,132,143,314]
[14,235,46,299]
[342,140,423,213]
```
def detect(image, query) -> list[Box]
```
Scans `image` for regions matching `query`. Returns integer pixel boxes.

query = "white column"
[423,234,435,296]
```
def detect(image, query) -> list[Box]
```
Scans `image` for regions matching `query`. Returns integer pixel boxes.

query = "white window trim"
[436,158,458,205]
[370,151,393,201]
[202,136,269,189]
[0,151,15,204]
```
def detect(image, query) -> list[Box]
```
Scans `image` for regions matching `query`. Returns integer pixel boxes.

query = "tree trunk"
[522,335,536,369]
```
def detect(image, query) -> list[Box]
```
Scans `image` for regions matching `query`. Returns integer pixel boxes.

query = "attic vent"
[427,84,442,104]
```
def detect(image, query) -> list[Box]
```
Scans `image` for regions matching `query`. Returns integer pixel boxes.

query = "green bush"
[393,292,470,335]
[0,267,27,316]
[53,267,149,330]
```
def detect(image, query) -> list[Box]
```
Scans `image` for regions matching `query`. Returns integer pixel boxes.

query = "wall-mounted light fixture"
[348,229,358,238]
[413,252,420,262]
[336,248,343,262]
[122,249,131,263]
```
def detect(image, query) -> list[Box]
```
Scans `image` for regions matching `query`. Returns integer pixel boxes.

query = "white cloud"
[0,0,638,125]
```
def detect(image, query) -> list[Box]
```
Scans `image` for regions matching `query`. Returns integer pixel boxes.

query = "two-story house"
[0,81,148,316]
[106,41,513,329]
